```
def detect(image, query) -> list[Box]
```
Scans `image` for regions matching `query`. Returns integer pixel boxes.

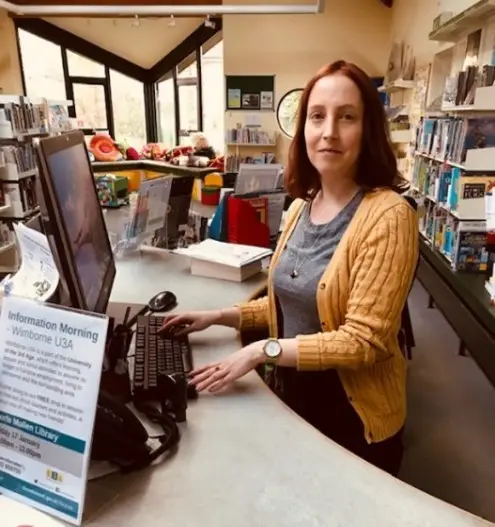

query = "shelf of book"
[378,79,416,93]
[428,0,495,42]
[0,94,69,273]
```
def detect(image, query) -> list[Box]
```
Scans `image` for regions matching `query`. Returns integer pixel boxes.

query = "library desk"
[80,250,493,527]
[417,238,495,388]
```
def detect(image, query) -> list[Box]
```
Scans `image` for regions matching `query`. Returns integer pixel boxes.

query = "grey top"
[273,191,364,338]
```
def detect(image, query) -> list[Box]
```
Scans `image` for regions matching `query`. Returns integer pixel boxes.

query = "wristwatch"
[263,338,283,364]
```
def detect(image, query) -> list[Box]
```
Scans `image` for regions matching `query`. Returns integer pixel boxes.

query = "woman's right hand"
[159,310,222,337]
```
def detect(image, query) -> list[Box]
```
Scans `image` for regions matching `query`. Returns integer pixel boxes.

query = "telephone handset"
[91,391,180,472]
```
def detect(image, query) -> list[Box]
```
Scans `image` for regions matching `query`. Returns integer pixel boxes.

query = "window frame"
[15,18,221,145]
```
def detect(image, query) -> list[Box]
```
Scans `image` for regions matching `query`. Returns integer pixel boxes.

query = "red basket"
[201,185,221,206]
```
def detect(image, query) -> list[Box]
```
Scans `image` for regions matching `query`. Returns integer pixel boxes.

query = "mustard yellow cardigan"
[237,189,419,443]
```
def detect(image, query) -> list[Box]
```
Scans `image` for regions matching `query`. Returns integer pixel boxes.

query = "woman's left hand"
[189,341,265,393]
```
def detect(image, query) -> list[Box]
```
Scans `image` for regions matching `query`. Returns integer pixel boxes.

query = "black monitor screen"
[45,143,113,313]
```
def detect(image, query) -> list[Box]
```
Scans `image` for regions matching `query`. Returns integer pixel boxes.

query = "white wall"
[0,10,22,94]
[223,0,394,163]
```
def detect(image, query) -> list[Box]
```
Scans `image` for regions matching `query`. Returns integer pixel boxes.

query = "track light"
[131,14,140,27]
[168,15,176,27]
[204,15,216,29]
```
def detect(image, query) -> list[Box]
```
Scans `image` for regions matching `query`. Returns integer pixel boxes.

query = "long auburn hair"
[284,60,405,199]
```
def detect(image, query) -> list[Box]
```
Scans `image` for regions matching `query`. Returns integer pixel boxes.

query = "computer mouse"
[148,290,177,312]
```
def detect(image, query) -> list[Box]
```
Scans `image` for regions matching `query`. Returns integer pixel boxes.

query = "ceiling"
[10,0,221,4]
[42,16,206,67]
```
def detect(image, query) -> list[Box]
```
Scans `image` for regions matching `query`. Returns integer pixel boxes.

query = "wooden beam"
[15,17,149,81]
[148,16,221,82]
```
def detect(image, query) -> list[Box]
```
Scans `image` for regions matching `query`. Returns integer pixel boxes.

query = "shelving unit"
[0,95,73,274]
[225,126,278,173]
[378,79,417,93]
[409,10,495,275]
[429,0,495,42]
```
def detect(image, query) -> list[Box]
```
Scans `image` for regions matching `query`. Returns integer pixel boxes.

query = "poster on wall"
[225,75,275,111]
[242,94,260,109]
[227,89,241,109]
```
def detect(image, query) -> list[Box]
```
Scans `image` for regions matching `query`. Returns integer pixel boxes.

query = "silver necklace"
[290,205,326,279]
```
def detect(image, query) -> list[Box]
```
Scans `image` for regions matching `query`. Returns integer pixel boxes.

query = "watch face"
[265,339,281,358]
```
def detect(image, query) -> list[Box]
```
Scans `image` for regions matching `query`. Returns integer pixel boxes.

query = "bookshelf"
[428,0,495,43]
[0,95,73,274]
[378,79,416,93]
[225,125,278,173]
[408,9,495,277]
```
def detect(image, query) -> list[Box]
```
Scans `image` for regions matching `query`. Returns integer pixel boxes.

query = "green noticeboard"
[226,75,275,111]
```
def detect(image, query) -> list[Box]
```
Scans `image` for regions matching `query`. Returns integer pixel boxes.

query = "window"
[158,77,176,147]
[201,40,224,154]
[72,84,107,130]
[110,70,146,149]
[277,89,303,138]
[177,53,200,146]
[67,50,105,77]
[18,29,66,101]
[178,54,197,79]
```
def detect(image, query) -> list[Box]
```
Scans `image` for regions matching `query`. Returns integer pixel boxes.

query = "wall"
[222,0,394,163]
[0,10,23,94]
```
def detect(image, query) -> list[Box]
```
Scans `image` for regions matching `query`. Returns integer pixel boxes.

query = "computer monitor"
[36,131,115,314]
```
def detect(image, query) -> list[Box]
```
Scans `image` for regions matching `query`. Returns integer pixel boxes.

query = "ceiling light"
[168,15,176,28]
[131,14,140,27]
[204,15,216,29]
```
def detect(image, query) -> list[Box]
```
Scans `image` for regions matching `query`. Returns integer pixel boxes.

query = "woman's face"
[304,74,363,183]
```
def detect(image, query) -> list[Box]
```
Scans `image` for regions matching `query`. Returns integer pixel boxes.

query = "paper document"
[1,223,59,302]
[0,494,65,526]
[175,239,272,267]
[0,295,109,525]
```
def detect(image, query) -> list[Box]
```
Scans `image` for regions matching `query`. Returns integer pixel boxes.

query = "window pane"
[158,77,176,147]
[178,53,197,79]
[18,29,66,101]
[178,84,198,140]
[109,70,146,149]
[73,84,107,130]
[67,50,105,77]
[201,40,224,154]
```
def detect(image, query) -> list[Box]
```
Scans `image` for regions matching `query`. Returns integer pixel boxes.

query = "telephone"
[91,390,180,472]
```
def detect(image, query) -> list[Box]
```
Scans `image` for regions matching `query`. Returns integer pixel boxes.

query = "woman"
[160,60,418,476]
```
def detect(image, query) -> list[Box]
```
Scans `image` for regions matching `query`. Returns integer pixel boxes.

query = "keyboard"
[133,315,197,422]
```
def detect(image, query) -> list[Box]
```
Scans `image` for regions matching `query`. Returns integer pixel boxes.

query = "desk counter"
[79,251,494,527]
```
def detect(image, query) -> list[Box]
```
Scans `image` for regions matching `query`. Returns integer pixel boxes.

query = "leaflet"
[1,223,59,302]
[0,295,108,525]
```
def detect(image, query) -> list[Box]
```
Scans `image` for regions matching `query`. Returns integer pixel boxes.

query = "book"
[174,238,272,282]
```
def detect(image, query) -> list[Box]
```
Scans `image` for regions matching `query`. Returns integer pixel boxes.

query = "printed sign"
[0,295,108,525]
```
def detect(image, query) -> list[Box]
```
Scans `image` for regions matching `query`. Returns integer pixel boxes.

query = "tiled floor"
[401,282,495,523]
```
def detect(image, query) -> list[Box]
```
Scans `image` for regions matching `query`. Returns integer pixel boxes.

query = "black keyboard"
[133,315,197,422]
